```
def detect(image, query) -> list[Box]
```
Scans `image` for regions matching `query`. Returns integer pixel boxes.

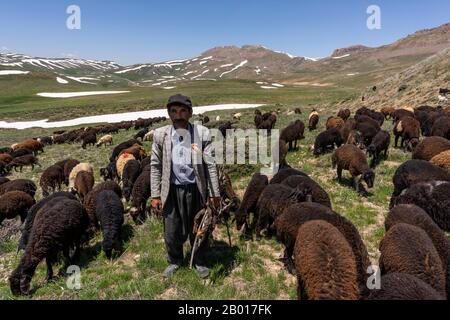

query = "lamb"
[95,190,124,258]
[308,111,319,131]
[0,179,37,197]
[281,175,331,208]
[392,181,450,231]
[326,116,345,130]
[337,109,351,121]
[255,184,310,240]
[313,128,344,156]
[0,191,35,225]
[74,171,95,202]
[116,153,137,180]
[6,155,41,172]
[234,173,268,232]
[109,139,142,162]
[122,159,142,201]
[379,223,446,296]
[430,150,450,171]
[269,167,308,184]
[367,130,390,167]
[83,181,123,233]
[412,136,450,161]
[385,204,450,296]
[332,144,375,196]
[294,220,359,300]
[275,203,370,290]
[68,163,94,190]
[363,273,445,300]
[430,116,450,139]
[18,192,78,251]
[12,139,44,156]
[96,135,113,148]
[9,198,88,296]
[39,165,65,197]
[391,160,450,199]
[380,107,396,120]
[280,120,305,151]
[393,116,421,151]
[129,165,151,223]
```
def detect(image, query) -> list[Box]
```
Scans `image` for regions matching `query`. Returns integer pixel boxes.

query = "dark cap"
[167,94,193,110]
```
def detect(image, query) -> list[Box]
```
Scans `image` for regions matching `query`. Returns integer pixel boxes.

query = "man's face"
[169,105,192,127]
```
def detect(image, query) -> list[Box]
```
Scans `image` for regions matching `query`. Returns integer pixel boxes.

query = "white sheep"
[68,163,94,190]
[96,135,113,148]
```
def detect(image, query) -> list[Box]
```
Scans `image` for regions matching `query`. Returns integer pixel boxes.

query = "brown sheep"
[430,116,450,139]
[269,167,308,184]
[326,116,345,130]
[337,109,351,121]
[430,150,450,171]
[340,118,357,143]
[332,144,375,196]
[0,153,13,163]
[74,171,95,202]
[380,107,396,120]
[280,120,305,151]
[12,139,44,155]
[392,108,415,123]
[0,179,37,197]
[393,116,421,151]
[5,155,41,172]
[0,191,35,224]
[294,220,359,300]
[119,144,146,161]
[308,111,319,131]
[281,175,331,208]
[39,165,65,197]
[412,136,450,161]
[61,159,80,186]
[379,223,446,296]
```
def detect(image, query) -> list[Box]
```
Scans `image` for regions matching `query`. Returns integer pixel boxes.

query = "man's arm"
[150,130,163,199]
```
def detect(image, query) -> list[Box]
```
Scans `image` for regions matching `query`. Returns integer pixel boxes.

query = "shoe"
[195,265,209,279]
[163,264,179,278]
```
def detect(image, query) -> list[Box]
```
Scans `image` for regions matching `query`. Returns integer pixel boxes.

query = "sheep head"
[362,170,375,189]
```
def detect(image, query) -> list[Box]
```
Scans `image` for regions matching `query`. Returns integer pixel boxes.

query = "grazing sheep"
[12,139,44,155]
[219,121,233,137]
[393,116,421,151]
[9,198,88,296]
[392,181,450,231]
[340,118,357,143]
[412,136,450,161]
[39,165,65,197]
[294,108,302,114]
[81,133,97,149]
[276,203,370,290]
[235,173,269,232]
[119,144,146,161]
[95,190,124,259]
[308,111,319,131]
[36,136,53,146]
[355,122,379,147]
[96,135,113,147]
[332,144,375,196]
[122,159,142,201]
[392,108,415,123]
[116,153,136,180]
[109,139,142,162]
[18,192,78,251]
[257,114,277,131]
[281,175,331,208]
[313,128,344,156]
[367,130,390,167]
[385,204,450,296]
[6,155,41,172]
[0,179,37,197]
[326,116,345,130]
[83,181,122,232]
[0,191,35,225]
[0,153,13,163]
[355,114,381,131]
[11,148,33,158]
[380,107,396,120]
[391,160,450,199]
[379,223,446,296]
[129,166,151,223]
[68,163,94,190]
[430,150,450,171]
[74,171,95,202]
[255,184,310,240]
[61,159,80,186]
[280,120,305,151]
[337,109,351,121]
[363,273,445,300]
[134,128,149,141]
[294,220,359,300]
[270,167,308,184]
[233,113,242,120]
[431,117,450,139]
[100,161,118,181]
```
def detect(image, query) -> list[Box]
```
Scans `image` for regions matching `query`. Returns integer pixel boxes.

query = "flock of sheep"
[1,101,450,299]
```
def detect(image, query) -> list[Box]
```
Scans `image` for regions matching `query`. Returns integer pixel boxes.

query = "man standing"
[150,94,221,279]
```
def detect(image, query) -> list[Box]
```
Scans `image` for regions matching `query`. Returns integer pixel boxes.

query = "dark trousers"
[163,183,207,266]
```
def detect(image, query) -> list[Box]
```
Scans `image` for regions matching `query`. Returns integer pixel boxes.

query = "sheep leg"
[45,258,54,281]
[336,166,343,182]
[394,135,399,148]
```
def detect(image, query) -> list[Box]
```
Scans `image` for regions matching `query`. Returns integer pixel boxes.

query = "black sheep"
[367,130,390,167]
[355,122,379,147]
[122,159,142,201]
[129,166,151,223]
[313,128,343,156]
[11,148,33,159]
[95,190,124,259]
[281,175,331,208]
[18,192,78,251]
[379,223,446,296]
[280,120,305,151]
[134,128,149,141]
[81,133,97,149]
[100,161,118,182]
[392,181,450,231]
[269,167,308,184]
[9,198,88,295]
[431,116,450,139]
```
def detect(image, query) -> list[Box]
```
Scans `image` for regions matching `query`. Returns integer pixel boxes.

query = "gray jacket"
[150,123,220,207]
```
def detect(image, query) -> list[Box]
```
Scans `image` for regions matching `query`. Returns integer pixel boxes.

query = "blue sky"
[1,0,449,65]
